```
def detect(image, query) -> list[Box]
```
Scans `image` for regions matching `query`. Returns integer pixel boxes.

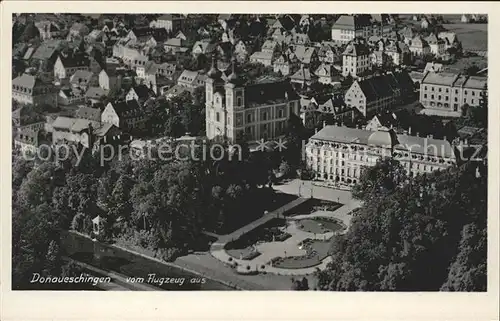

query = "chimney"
[444,135,447,141]
[408,126,412,135]
[416,132,419,137]
[323,120,326,128]
[428,134,433,139]
[315,127,318,134]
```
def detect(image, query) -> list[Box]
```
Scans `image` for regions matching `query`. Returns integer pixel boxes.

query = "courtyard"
[210,181,361,275]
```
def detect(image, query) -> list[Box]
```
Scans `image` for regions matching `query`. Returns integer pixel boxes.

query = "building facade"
[12,73,58,107]
[305,125,456,188]
[419,72,487,117]
[342,38,371,78]
[205,59,300,143]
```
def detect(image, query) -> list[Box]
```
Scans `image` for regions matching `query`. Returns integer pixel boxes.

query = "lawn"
[296,217,345,234]
[445,56,488,74]
[286,198,342,217]
[270,239,332,269]
[225,218,290,251]
[443,23,488,52]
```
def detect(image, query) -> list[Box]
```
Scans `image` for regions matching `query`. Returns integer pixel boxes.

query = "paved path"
[273,179,353,204]
[214,197,309,245]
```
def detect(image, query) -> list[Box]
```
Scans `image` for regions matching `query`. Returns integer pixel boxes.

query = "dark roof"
[132,27,169,42]
[131,84,155,100]
[112,100,142,118]
[59,53,90,68]
[357,71,414,103]
[245,80,299,107]
[333,14,372,30]
[343,39,371,56]
[75,106,101,121]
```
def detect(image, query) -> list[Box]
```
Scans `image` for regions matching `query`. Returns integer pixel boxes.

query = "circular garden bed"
[296,217,345,234]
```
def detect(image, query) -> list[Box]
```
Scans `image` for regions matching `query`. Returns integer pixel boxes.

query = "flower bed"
[296,217,345,234]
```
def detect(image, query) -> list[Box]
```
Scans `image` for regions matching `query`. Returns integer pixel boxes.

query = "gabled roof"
[130,84,155,100]
[109,99,142,118]
[250,51,274,60]
[86,86,109,99]
[290,66,315,81]
[293,45,317,64]
[314,63,339,78]
[332,14,372,31]
[75,106,101,121]
[342,40,370,56]
[353,71,413,103]
[70,70,93,85]
[245,79,299,107]
[58,53,90,68]
[31,39,62,61]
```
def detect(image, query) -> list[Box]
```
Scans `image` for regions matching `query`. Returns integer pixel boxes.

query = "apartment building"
[344,70,414,117]
[420,72,487,117]
[342,38,371,78]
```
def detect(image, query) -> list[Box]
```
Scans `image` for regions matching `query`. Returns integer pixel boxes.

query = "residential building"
[344,71,414,116]
[342,38,371,78]
[58,87,85,106]
[438,32,460,50]
[53,53,90,80]
[409,36,431,57]
[425,33,446,56]
[419,72,487,117]
[14,126,50,155]
[250,51,275,66]
[99,69,122,91]
[317,42,341,64]
[331,14,373,45]
[424,62,444,73]
[12,73,58,107]
[149,14,186,33]
[305,125,456,188]
[234,40,253,62]
[292,45,319,67]
[69,70,94,90]
[273,53,299,76]
[85,86,109,106]
[314,63,341,85]
[331,14,392,45]
[192,39,217,57]
[290,66,317,88]
[126,84,156,104]
[205,59,300,143]
[75,106,102,122]
[67,22,90,41]
[177,70,207,89]
[101,100,146,131]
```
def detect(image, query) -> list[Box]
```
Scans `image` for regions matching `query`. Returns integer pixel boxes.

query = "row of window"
[424,86,481,97]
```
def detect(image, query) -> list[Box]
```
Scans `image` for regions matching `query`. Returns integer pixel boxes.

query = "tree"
[21,22,40,42]
[291,277,309,290]
[352,157,407,200]
[316,162,487,291]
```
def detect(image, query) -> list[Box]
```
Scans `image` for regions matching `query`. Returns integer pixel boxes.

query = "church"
[205,56,300,143]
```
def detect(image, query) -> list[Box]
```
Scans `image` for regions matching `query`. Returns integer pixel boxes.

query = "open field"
[445,56,488,74]
[443,23,487,52]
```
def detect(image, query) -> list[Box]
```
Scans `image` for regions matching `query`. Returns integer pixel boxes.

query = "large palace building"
[305,125,456,188]
[205,57,300,143]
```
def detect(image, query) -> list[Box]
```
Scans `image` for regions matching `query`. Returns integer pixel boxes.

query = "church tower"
[205,54,224,140]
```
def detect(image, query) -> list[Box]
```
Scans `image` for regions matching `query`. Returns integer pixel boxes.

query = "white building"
[342,38,371,78]
[305,125,456,188]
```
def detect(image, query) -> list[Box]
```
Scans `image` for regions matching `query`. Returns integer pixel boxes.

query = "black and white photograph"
[7,9,491,295]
